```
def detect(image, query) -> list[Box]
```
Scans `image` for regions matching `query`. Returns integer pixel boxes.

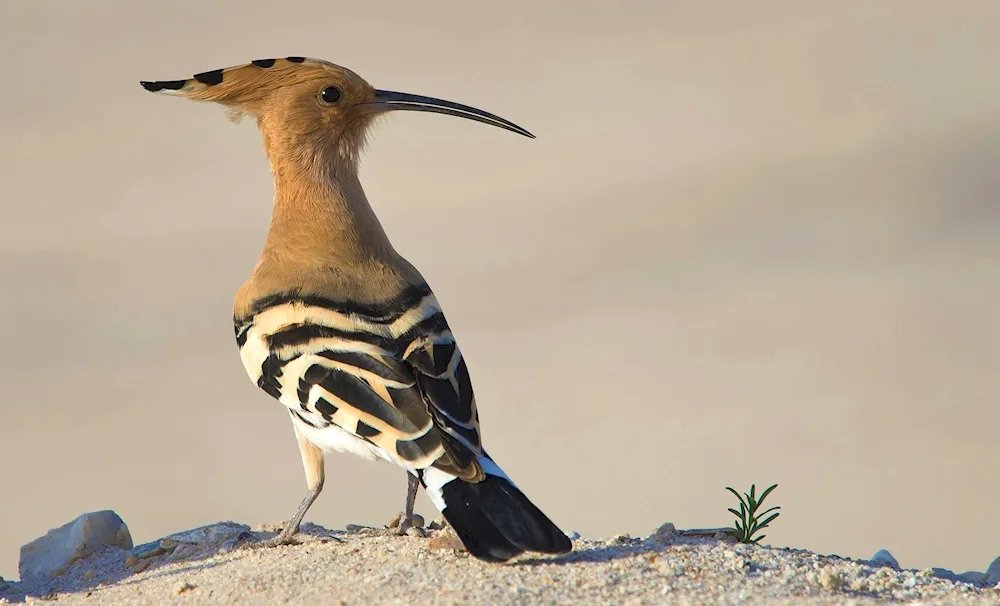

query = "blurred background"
[1,0,997,580]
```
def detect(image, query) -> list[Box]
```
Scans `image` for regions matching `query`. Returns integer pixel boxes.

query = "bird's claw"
[243,530,301,550]
[385,512,424,536]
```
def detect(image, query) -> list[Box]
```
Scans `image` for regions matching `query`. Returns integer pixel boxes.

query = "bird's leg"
[251,427,325,549]
[399,472,420,534]
[387,473,421,535]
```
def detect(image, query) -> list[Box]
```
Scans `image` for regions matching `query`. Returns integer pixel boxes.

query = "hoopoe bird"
[139,57,572,562]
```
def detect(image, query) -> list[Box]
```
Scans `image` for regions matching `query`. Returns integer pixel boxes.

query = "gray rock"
[128,521,250,558]
[218,537,242,554]
[160,521,249,547]
[957,570,987,585]
[870,549,899,568]
[986,556,1000,585]
[19,510,132,581]
[931,567,957,581]
[653,522,676,539]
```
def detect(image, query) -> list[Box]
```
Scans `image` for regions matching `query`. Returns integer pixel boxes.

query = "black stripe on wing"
[317,349,410,381]
[258,351,302,400]
[301,363,427,433]
[268,323,391,350]
[250,285,433,322]
[404,332,484,463]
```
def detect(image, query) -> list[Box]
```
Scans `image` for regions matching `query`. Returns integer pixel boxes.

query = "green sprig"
[725,483,781,544]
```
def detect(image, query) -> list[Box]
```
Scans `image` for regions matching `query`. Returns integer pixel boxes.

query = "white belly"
[292,414,396,464]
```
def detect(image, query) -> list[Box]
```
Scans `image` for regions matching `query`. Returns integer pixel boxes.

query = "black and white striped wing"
[397,306,483,476]
[236,289,485,478]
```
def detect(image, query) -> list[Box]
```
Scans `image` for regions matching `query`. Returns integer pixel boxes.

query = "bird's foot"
[385,512,425,536]
[243,527,303,550]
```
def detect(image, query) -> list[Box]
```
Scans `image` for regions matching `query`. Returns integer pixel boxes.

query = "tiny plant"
[726,483,781,544]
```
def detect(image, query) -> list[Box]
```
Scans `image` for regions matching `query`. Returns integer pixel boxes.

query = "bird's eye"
[320,86,342,104]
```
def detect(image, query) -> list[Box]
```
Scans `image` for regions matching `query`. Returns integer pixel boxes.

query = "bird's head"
[140,57,533,172]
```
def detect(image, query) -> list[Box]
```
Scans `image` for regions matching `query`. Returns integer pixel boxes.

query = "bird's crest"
[140,57,364,123]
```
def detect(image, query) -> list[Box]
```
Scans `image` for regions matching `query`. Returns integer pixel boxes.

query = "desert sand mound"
[2,516,998,605]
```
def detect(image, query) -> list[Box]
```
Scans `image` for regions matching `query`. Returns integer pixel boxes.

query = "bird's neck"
[234,129,418,318]
[260,146,395,267]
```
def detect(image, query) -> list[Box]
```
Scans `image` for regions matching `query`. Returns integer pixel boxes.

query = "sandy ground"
[2,521,999,605]
[2,0,999,584]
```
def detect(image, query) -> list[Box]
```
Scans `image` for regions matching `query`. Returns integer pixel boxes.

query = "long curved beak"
[368,89,535,139]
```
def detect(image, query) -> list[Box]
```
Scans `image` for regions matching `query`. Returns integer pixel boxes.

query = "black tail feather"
[439,474,572,562]
[439,491,524,562]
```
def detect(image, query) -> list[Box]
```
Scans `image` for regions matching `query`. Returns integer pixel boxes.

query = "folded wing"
[241,288,485,480]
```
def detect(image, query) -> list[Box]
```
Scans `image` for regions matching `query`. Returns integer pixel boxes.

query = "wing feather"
[244,291,485,479]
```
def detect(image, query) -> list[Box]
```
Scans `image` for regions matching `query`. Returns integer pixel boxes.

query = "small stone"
[680,527,736,539]
[653,522,676,539]
[931,567,957,580]
[986,556,1000,585]
[405,527,427,538]
[345,524,367,532]
[427,532,465,552]
[427,517,446,531]
[131,558,152,573]
[819,569,843,591]
[18,511,133,582]
[606,533,631,546]
[903,577,918,588]
[136,547,166,560]
[566,531,582,541]
[160,538,179,551]
[870,549,899,568]
[83,570,97,581]
[172,581,196,596]
[385,513,403,529]
[409,514,425,529]
[124,555,138,568]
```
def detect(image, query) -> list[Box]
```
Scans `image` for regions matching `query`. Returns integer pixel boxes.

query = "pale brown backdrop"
[1,0,998,581]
